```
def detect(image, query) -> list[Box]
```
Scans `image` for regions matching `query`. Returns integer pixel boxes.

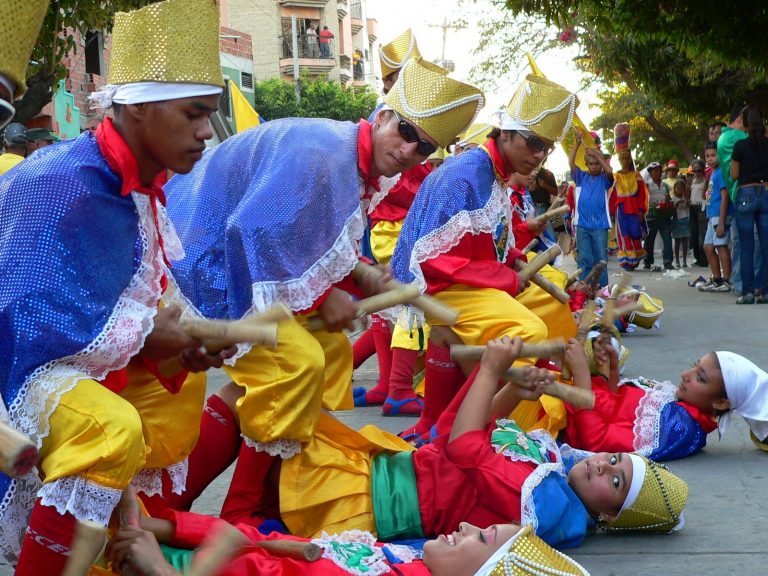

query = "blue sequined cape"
[165,118,365,319]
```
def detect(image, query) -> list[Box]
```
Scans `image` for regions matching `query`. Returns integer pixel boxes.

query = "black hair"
[704,141,717,151]
[742,104,766,146]
[487,127,516,141]
[710,121,726,130]
[729,104,746,123]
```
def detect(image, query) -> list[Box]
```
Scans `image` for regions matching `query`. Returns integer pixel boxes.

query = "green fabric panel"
[371,451,424,540]
[160,544,195,575]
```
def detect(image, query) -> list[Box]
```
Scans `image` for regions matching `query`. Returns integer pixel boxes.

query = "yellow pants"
[431,285,566,435]
[40,360,206,491]
[517,263,578,342]
[224,315,353,447]
[280,412,412,538]
[370,220,402,265]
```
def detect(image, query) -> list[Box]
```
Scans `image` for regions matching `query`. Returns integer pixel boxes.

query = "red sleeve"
[297,263,368,314]
[512,220,535,250]
[420,234,520,296]
[637,179,649,213]
[566,186,576,233]
[138,356,188,394]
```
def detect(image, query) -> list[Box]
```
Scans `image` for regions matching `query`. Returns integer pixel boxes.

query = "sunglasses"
[515,131,555,155]
[392,111,437,156]
[0,99,14,131]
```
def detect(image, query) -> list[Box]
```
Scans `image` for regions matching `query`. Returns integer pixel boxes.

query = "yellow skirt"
[280,413,413,538]
[370,220,403,265]
[516,262,578,342]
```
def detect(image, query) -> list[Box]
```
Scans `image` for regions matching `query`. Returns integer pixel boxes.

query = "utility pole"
[291,15,301,104]
[427,17,465,72]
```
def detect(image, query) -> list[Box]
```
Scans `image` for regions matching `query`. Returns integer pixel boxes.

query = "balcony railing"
[350,1,362,20]
[279,34,335,60]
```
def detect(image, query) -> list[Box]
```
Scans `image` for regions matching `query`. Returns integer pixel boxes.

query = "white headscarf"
[716,351,768,441]
[620,454,647,514]
[89,82,222,109]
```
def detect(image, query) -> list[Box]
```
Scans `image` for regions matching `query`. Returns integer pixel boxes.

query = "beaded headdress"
[428,147,445,162]
[459,123,494,147]
[476,525,590,576]
[0,0,48,97]
[607,456,688,533]
[503,75,578,143]
[613,123,631,152]
[379,28,421,78]
[383,58,485,149]
[108,0,224,87]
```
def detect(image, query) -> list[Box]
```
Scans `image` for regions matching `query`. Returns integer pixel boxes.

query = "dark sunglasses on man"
[392,110,437,156]
[0,99,14,131]
[515,130,555,156]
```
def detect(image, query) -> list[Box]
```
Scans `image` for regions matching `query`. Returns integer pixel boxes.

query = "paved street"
[192,255,768,575]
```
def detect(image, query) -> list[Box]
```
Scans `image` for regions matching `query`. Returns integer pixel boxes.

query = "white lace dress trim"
[631,378,678,456]
[132,459,189,497]
[243,435,302,460]
[311,530,390,576]
[0,193,168,564]
[38,476,122,527]
[382,180,511,325]
[367,173,401,214]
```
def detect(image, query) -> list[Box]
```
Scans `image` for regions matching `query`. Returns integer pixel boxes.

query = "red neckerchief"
[483,137,511,184]
[677,400,718,434]
[96,118,171,286]
[357,119,380,197]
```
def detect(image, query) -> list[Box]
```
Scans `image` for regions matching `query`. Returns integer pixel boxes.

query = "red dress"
[369,163,432,227]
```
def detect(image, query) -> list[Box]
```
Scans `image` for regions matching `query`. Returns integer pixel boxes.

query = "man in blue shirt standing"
[567,132,613,287]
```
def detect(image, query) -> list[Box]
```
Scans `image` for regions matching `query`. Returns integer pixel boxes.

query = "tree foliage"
[252,76,379,122]
[16,0,161,123]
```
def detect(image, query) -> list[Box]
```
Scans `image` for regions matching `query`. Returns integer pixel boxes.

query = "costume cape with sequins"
[0,132,174,561]
[387,146,512,322]
[165,118,366,322]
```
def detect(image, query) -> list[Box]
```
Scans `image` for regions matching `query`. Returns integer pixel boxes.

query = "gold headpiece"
[584,325,630,375]
[505,75,578,143]
[384,58,485,149]
[607,457,688,533]
[428,147,445,162]
[0,0,48,97]
[486,526,590,576]
[611,286,664,330]
[108,0,224,87]
[459,123,493,147]
[379,29,421,78]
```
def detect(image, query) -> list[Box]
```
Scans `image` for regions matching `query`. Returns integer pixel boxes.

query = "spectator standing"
[699,158,733,292]
[0,123,28,174]
[642,161,674,270]
[319,25,334,58]
[730,104,768,304]
[671,178,691,268]
[709,121,726,144]
[687,158,709,266]
[567,133,613,286]
[306,23,320,58]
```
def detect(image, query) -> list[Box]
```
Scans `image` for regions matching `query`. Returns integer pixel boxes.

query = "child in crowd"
[699,157,734,292]
[671,178,690,269]
[561,334,768,461]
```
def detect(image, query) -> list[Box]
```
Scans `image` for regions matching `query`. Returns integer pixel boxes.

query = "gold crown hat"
[606,455,688,533]
[610,285,664,330]
[459,122,494,147]
[108,0,224,87]
[379,28,421,78]
[476,525,590,576]
[504,75,579,143]
[428,146,445,162]
[0,0,48,97]
[384,58,485,149]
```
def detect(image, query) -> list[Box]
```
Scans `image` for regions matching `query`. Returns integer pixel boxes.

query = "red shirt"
[370,162,432,226]
[319,29,333,43]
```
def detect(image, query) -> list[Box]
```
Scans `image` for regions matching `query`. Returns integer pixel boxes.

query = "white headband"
[89,82,223,109]
[716,351,768,441]
[499,111,528,132]
[619,454,647,514]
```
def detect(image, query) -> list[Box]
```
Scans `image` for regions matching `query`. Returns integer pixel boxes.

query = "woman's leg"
[736,188,758,296]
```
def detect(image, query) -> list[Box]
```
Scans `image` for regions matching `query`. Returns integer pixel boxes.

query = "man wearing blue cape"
[164,57,484,516]
[0,0,228,572]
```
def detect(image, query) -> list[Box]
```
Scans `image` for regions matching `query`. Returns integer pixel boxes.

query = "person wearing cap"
[0,0,226,572]
[0,122,29,174]
[0,1,49,130]
[388,75,579,445]
[162,57,483,517]
[24,126,59,152]
[379,28,420,95]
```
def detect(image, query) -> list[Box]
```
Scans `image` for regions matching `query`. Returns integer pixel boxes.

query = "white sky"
[367,0,604,176]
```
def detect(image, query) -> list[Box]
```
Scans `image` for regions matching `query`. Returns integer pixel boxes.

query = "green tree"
[16,1,161,123]
[252,76,378,122]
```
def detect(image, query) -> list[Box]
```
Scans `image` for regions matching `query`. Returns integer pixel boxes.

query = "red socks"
[382,348,422,416]
[352,327,376,368]
[408,343,465,436]
[220,443,278,526]
[361,315,392,405]
[16,499,77,576]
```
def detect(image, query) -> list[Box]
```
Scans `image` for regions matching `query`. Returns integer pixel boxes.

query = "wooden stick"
[0,421,38,478]
[612,301,642,319]
[189,524,250,576]
[450,339,566,363]
[597,274,630,376]
[566,268,583,288]
[534,204,570,224]
[61,521,106,576]
[516,245,562,284]
[307,285,421,331]
[503,367,595,409]
[562,300,599,380]
[351,262,459,325]
[530,271,571,304]
[583,260,607,293]
[521,238,539,255]
[254,540,323,562]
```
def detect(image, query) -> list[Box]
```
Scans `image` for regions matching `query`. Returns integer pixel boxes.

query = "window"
[84,31,103,76]
[241,72,254,90]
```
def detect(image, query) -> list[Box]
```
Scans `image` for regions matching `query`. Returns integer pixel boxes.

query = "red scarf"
[357,119,380,196]
[678,400,718,434]
[483,137,511,184]
[96,118,171,274]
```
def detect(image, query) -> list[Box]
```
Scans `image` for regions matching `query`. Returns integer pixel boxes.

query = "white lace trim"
[0,192,168,563]
[368,173,401,214]
[632,378,678,456]
[243,435,301,459]
[311,530,390,576]
[131,459,189,497]
[383,179,511,325]
[520,462,562,532]
[38,476,122,527]
[493,422,564,474]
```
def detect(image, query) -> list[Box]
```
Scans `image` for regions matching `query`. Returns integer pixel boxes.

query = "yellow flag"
[230,80,261,133]
[526,53,595,171]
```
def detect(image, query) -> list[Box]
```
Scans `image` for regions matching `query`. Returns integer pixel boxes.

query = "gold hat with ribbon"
[379,28,421,78]
[485,525,590,576]
[384,58,485,149]
[108,0,224,87]
[607,457,688,533]
[459,122,494,147]
[0,0,48,97]
[505,75,578,143]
